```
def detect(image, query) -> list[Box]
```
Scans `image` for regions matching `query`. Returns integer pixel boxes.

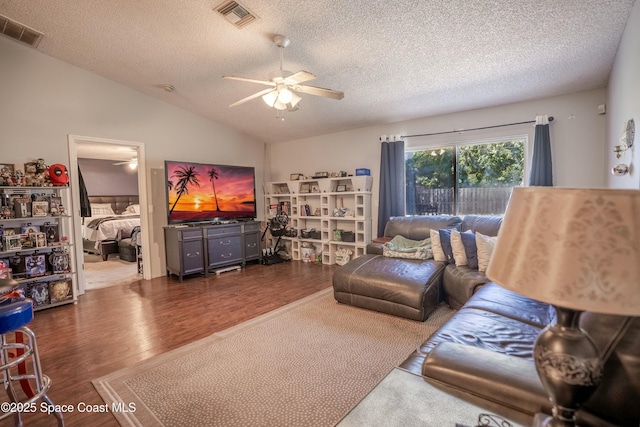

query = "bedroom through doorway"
[68,136,149,294]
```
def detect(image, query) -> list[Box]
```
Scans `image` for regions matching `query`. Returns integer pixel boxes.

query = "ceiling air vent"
[215,1,258,28]
[0,14,44,48]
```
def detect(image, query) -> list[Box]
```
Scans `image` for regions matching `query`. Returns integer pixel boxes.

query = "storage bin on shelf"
[341,231,355,242]
[300,243,316,263]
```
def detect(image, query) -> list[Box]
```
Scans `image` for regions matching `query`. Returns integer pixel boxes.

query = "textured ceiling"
[0,0,635,144]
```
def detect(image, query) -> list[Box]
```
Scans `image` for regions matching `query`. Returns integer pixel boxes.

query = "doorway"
[67,135,151,295]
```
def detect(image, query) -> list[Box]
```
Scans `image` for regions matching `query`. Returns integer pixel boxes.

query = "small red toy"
[49,164,69,185]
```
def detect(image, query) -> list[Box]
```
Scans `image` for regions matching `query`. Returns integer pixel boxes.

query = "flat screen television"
[165,160,256,224]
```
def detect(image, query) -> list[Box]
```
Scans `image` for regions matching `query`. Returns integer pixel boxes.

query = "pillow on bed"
[91,203,115,216]
[124,204,140,214]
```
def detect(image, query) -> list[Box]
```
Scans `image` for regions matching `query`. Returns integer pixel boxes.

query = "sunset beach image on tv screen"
[165,161,256,223]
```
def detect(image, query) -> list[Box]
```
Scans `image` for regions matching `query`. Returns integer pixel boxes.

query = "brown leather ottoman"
[332,254,446,321]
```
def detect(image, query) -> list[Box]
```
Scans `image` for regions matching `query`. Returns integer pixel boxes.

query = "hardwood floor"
[2,261,337,427]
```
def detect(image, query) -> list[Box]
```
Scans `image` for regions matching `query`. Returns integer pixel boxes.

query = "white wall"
[78,158,139,196]
[268,88,607,235]
[0,37,265,279]
[606,0,640,189]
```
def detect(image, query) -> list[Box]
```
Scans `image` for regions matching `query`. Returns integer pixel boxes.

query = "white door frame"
[67,135,151,295]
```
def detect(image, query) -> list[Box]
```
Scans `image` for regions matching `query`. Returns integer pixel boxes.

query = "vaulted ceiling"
[0,0,635,144]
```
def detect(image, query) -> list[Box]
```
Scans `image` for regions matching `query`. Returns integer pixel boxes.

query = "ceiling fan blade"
[229,88,277,107]
[293,84,344,100]
[223,76,276,87]
[113,157,137,165]
[283,71,316,85]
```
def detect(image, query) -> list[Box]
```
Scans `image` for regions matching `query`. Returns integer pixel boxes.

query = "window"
[405,137,526,215]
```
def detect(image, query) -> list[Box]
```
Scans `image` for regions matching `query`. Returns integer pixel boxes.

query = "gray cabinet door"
[244,232,261,261]
[181,239,204,274]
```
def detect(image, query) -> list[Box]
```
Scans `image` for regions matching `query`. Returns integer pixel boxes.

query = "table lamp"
[486,187,640,427]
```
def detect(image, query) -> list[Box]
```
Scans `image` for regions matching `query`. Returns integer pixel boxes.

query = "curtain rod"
[401,116,554,139]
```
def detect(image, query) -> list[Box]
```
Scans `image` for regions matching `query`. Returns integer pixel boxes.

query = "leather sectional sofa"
[333,215,501,320]
[332,215,640,426]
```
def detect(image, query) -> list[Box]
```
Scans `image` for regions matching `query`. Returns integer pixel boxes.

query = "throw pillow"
[460,231,478,269]
[438,229,455,264]
[90,203,115,216]
[476,232,498,272]
[124,204,140,214]
[430,229,446,262]
[450,230,468,266]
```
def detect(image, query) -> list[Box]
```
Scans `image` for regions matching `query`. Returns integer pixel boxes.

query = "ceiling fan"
[223,35,344,113]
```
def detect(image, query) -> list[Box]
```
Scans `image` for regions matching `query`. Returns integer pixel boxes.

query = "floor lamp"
[486,187,640,427]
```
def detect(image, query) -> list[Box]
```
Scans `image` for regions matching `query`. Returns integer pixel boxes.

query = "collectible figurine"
[12,170,25,186]
[36,158,48,173]
[0,167,13,186]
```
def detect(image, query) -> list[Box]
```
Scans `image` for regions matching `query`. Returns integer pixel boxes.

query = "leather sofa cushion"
[420,307,542,358]
[422,342,549,417]
[442,265,489,309]
[366,242,384,255]
[401,306,542,374]
[333,254,445,321]
[461,214,502,236]
[464,282,554,327]
[383,215,462,240]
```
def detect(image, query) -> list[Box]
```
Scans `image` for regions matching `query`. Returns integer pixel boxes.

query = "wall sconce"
[612,119,634,176]
[614,118,635,158]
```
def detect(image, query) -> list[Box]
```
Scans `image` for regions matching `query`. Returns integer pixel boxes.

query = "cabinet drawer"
[243,222,261,233]
[207,235,243,267]
[204,225,242,237]
[179,228,203,240]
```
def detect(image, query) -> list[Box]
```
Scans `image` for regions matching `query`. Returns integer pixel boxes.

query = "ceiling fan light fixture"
[128,158,138,170]
[262,90,278,107]
[290,92,302,108]
[273,99,288,110]
[224,35,343,112]
[277,87,293,104]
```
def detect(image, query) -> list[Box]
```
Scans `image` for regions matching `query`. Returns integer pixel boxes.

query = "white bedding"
[82,214,140,249]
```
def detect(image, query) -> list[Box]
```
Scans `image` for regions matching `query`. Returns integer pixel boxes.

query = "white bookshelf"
[264,176,372,264]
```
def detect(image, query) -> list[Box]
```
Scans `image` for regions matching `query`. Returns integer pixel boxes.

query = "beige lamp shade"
[486,187,640,316]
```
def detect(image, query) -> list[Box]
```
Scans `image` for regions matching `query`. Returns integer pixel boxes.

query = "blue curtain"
[377,140,405,236]
[529,115,553,186]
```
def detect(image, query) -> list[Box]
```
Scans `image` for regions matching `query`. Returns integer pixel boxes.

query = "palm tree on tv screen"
[208,168,221,211]
[167,179,174,212]
[169,165,200,214]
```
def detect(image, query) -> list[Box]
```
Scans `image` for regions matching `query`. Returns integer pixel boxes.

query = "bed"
[82,195,140,260]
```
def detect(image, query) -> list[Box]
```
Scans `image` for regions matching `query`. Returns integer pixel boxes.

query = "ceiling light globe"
[278,87,293,104]
[273,100,288,110]
[262,91,278,107]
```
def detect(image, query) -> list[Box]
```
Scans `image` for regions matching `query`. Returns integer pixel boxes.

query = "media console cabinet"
[164,221,261,281]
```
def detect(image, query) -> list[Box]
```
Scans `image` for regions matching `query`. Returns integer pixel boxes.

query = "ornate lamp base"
[533,306,603,427]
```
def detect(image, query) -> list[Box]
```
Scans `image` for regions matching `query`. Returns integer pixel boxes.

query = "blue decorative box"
[355,168,370,176]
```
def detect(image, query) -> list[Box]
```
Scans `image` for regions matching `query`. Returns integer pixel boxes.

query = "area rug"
[93,288,454,427]
[84,254,140,289]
